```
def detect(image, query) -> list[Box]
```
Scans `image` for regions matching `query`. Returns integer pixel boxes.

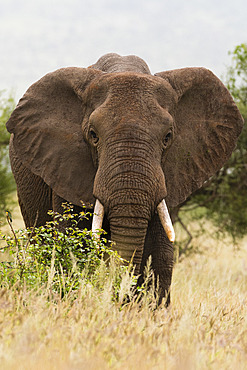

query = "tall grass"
[0,204,247,369]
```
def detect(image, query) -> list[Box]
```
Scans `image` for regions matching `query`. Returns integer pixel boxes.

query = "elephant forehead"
[107,72,174,96]
[92,95,168,124]
[89,72,176,107]
[106,72,157,89]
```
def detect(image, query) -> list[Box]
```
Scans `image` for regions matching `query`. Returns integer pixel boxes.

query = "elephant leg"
[138,213,174,306]
[9,138,52,228]
[16,171,52,228]
[15,168,52,228]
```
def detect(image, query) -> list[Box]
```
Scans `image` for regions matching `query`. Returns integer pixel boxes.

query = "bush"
[0,206,124,294]
[0,205,157,307]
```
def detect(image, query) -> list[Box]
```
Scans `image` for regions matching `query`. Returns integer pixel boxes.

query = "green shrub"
[0,206,126,295]
[0,205,157,307]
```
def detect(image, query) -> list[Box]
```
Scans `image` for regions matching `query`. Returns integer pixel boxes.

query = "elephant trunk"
[92,197,175,273]
[107,199,150,272]
[92,198,175,241]
[93,172,154,272]
[92,126,175,272]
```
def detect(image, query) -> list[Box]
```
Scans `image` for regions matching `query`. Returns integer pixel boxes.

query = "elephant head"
[6,53,243,274]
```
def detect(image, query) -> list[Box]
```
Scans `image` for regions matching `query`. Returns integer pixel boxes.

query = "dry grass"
[0,197,247,369]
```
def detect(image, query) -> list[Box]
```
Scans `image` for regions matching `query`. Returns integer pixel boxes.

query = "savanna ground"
[0,194,247,370]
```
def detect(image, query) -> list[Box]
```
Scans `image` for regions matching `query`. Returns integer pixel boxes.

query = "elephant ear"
[6,67,102,208]
[155,68,244,208]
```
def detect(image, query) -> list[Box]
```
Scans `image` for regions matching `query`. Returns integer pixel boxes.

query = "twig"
[6,215,21,266]
[177,216,193,255]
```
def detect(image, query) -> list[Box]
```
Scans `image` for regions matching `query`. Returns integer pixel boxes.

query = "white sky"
[0,0,246,100]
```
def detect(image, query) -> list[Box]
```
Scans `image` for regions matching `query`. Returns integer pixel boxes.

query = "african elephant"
[6,53,243,305]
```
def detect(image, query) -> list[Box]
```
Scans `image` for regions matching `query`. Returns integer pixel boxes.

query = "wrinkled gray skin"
[7,53,243,305]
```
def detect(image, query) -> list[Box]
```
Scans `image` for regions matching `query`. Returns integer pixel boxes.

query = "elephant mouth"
[92,198,175,243]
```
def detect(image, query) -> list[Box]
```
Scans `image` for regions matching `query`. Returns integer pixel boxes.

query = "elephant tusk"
[157,199,175,243]
[92,199,105,238]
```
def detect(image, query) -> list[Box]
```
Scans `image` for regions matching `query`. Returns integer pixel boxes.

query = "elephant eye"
[163,131,173,148]
[89,128,99,145]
